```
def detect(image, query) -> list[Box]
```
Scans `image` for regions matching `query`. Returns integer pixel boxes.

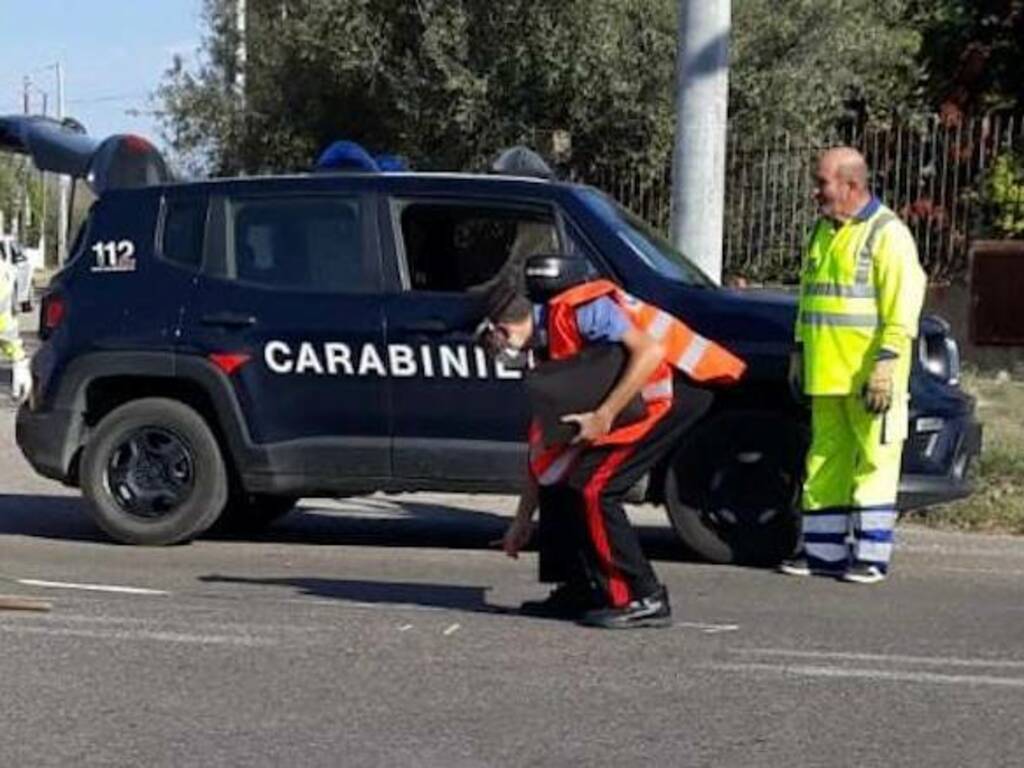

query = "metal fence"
[591,113,1024,283]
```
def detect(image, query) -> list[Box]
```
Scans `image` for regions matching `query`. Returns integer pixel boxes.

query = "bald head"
[814,147,872,221]
[821,147,868,188]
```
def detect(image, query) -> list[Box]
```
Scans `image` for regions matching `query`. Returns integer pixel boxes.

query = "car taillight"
[40,293,66,340]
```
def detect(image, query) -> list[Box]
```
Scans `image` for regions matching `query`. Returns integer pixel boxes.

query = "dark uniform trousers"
[537,377,714,607]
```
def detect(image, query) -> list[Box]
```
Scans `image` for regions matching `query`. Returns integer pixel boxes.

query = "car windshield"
[578,188,714,287]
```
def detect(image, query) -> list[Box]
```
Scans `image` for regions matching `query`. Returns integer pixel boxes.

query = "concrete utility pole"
[55,61,69,266]
[40,92,48,258]
[20,77,31,242]
[669,0,731,284]
[235,0,247,101]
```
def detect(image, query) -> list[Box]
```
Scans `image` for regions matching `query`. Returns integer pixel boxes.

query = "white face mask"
[476,318,533,369]
[495,345,530,370]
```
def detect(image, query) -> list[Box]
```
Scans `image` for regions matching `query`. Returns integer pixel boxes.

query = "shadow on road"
[0,494,693,562]
[213,500,694,562]
[199,574,501,614]
[0,493,110,542]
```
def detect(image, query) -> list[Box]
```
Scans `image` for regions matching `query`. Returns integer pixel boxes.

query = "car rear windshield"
[578,188,714,288]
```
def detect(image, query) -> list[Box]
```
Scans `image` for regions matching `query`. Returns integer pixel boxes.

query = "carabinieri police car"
[1,115,982,562]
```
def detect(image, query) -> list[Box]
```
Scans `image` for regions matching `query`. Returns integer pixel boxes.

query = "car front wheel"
[664,410,806,565]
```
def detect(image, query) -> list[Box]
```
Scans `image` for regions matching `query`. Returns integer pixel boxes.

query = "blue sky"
[0,0,206,148]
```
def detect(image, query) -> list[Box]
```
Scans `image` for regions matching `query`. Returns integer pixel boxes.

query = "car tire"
[213,493,298,533]
[664,410,807,565]
[80,398,229,545]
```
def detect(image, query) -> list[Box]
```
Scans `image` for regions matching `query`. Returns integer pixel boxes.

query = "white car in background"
[0,234,34,314]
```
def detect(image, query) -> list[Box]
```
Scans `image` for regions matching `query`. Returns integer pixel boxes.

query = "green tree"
[730,0,925,143]
[159,0,677,178]
[911,0,1024,118]
[0,157,45,244]
[157,0,929,177]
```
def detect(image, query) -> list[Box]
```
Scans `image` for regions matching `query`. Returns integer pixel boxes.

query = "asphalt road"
[1,338,1024,765]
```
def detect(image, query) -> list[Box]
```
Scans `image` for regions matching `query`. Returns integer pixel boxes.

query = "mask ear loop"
[475,318,509,358]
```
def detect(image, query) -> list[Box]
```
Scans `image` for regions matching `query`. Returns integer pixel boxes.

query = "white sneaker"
[778,556,811,576]
[842,563,886,584]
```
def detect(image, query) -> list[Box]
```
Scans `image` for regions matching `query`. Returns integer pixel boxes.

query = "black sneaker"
[778,554,811,576]
[578,586,672,630]
[519,583,604,620]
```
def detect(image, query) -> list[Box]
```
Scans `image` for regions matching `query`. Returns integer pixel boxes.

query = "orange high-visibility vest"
[528,279,745,484]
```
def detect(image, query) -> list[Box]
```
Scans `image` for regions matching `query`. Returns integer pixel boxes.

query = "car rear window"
[217,195,372,293]
[161,197,207,269]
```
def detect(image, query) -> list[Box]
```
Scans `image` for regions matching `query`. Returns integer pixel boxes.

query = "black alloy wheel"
[105,427,196,520]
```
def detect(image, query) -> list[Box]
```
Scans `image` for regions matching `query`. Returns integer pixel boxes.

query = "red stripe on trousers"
[583,446,635,608]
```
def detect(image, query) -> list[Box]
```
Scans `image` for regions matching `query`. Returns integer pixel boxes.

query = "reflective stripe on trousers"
[802,507,849,572]
[852,506,897,570]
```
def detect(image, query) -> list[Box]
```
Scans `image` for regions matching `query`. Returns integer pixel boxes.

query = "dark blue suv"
[3,116,982,561]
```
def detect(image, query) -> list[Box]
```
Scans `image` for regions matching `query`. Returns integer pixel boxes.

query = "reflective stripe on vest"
[802,283,876,299]
[528,421,581,485]
[800,311,879,328]
[855,213,897,285]
[676,335,710,376]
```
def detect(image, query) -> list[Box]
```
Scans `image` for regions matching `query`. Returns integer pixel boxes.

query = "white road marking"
[398,624,414,632]
[931,566,1024,577]
[703,662,1024,689]
[675,621,740,634]
[900,543,1024,559]
[736,648,1024,669]
[0,625,273,647]
[16,579,169,596]
[443,623,461,636]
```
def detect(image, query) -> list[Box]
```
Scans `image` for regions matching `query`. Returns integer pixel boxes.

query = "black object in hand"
[526,344,648,447]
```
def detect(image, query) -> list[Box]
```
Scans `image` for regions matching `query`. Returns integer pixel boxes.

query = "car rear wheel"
[664,411,806,565]
[80,398,228,545]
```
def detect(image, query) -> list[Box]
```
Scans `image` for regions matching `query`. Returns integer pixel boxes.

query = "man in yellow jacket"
[1,257,30,403]
[781,147,926,584]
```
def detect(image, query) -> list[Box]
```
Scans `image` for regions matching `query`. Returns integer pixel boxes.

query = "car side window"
[214,195,372,293]
[161,197,207,269]
[396,201,561,293]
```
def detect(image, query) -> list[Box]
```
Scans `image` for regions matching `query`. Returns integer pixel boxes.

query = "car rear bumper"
[15,403,81,485]
[898,416,983,510]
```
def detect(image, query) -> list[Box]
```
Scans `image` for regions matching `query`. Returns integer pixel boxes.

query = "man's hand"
[562,408,613,445]
[496,516,535,559]
[787,349,803,399]
[864,357,896,414]
[10,359,30,403]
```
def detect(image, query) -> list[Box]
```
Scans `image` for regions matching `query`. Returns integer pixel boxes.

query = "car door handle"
[201,312,258,328]
[402,319,449,334]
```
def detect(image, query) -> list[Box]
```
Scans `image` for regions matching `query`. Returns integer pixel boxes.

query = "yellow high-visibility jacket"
[796,201,926,395]
[0,262,25,363]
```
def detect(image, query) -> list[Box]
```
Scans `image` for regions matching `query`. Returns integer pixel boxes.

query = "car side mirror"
[525,253,590,302]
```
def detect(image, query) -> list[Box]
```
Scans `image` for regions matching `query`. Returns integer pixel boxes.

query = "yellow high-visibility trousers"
[801,394,908,573]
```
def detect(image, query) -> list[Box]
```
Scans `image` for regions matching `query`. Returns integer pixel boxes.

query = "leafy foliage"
[158,0,933,178]
[730,0,924,142]
[911,0,1024,118]
[0,157,44,244]
[984,152,1024,238]
[159,0,678,178]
